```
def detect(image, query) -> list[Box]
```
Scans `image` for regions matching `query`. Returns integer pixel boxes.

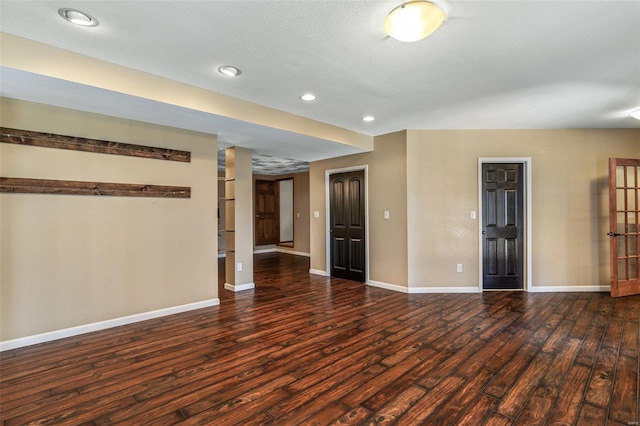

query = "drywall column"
[224,147,255,291]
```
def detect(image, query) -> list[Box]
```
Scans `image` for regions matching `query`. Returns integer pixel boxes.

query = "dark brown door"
[330,170,365,282]
[255,180,277,246]
[482,163,524,290]
[609,158,640,297]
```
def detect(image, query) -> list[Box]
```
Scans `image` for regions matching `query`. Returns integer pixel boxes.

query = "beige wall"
[253,172,311,254]
[2,100,636,345]
[310,131,408,286]
[291,172,311,254]
[0,98,218,341]
[407,129,640,289]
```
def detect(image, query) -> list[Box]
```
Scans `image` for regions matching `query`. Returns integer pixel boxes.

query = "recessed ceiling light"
[631,108,640,120]
[58,8,98,27]
[218,65,242,77]
[362,116,376,122]
[300,93,316,101]
[384,1,446,42]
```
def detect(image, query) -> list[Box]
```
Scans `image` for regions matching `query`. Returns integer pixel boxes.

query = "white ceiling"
[1,0,639,164]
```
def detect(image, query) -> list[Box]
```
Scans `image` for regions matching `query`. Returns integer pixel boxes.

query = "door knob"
[607,232,623,237]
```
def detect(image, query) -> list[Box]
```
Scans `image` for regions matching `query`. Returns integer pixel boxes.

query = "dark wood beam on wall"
[0,177,191,198]
[0,127,191,162]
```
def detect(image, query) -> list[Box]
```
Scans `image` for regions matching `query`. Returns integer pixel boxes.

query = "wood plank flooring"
[1,252,639,425]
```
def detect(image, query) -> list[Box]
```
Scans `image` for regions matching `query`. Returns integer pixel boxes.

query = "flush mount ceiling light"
[631,108,640,120]
[58,8,98,27]
[362,115,376,122]
[218,65,242,77]
[300,93,316,101]
[384,1,446,42]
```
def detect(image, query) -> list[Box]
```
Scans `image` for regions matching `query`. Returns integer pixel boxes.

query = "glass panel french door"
[609,158,640,297]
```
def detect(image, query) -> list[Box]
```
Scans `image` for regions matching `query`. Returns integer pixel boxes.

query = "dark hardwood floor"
[1,252,639,425]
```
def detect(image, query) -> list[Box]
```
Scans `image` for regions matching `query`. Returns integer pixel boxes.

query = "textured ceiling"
[0,0,638,171]
[218,150,309,176]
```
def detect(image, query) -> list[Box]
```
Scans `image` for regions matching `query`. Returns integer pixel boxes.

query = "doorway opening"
[278,178,294,247]
[255,179,278,246]
[478,158,532,291]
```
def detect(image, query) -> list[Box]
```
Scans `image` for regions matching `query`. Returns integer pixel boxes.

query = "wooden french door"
[482,163,524,290]
[609,158,640,297]
[255,180,277,246]
[330,170,365,282]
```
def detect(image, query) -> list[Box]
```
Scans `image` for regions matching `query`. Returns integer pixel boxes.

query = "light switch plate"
[384,211,390,219]
[314,211,320,218]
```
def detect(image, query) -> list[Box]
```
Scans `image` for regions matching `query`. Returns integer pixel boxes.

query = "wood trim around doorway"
[478,158,532,292]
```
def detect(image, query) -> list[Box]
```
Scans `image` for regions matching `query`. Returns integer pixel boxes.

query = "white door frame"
[325,165,369,281]
[478,158,532,291]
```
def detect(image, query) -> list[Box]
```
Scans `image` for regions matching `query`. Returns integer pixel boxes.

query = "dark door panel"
[330,170,365,282]
[482,163,524,290]
[255,180,277,246]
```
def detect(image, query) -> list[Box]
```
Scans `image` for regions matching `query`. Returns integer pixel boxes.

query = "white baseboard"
[276,247,310,257]
[368,280,482,294]
[367,280,409,293]
[253,248,276,254]
[528,285,611,293]
[368,281,610,294]
[224,282,255,292]
[0,298,220,352]
[409,286,483,294]
[220,248,312,257]
[253,247,310,257]
[309,269,328,276]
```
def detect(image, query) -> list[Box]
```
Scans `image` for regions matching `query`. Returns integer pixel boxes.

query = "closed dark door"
[330,170,365,282]
[255,180,277,246]
[609,158,640,297]
[482,163,524,290]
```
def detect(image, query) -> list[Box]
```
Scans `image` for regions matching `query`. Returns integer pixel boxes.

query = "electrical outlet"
[237,262,243,272]
[456,263,463,273]
[384,211,390,219]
